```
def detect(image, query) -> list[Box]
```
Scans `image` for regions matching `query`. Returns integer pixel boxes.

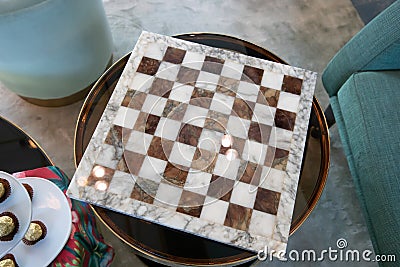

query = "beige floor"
[0,0,376,266]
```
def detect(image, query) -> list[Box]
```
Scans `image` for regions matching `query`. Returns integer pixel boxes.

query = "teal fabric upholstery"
[322,1,400,97]
[322,2,400,266]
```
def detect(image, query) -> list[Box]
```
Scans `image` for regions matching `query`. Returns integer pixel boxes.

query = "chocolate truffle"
[0,178,11,203]
[22,183,33,200]
[0,212,19,241]
[0,254,19,267]
[22,221,46,245]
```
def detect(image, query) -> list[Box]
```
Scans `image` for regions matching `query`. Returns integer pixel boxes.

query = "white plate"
[0,171,32,258]
[10,177,72,266]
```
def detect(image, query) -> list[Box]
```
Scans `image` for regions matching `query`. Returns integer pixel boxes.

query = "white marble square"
[154,117,181,141]
[198,129,224,153]
[182,105,208,127]
[259,167,285,193]
[248,210,276,237]
[277,91,300,113]
[237,81,260,102]
[269,127,293,151]
[130,72,154,92]
[95,144,120,169]
[138,156,167,183]
[242,140,267,164]
[200,196,229,225]
[182,51,206,70]
[214,154,241,179]
[144,42,168,60]
[209,93,235,115]
[113,106,140,128]
[169,83,194,103]
[226,116,250,139]
[169,142,196,167]
[155,61,180,81]
[221,60,244,80]
[108,171,136,197]
[141,94,167,116]
[252,103,276,125]
[184,171,212,195]
[195,71,220,92]
[155,182,183,208]
[261,72,284,90]
[230,181,257,208]
[125,130,153,154]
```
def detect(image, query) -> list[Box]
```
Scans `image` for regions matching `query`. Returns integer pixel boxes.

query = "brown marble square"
[237,162,262,186]
[190,87,214,109]
[191,148,218,173]
[258,87,280,107]
[248,122,271,144]
[123,151,146,175]
[207,175,234,201]
[176,190,206,217]
[116,157,129,173]
[232,136,246,156]
[274,109,296,131]
[216,76,239,97]
[145,114,161,135]
[176,66,200,86]
[224,203,253,231]
[147,136,173,161]
[163,47,186,64]
[133,112,148,132]
[204,110,229,133]
[137,56,160,76]
[272,148,289,171]
[231,98,255,120]
[105,125,131,147]
[282,75,303,95]
[163,162,189,187]
[121,89,136,107]
[248,122,261,143]
[264,146,276,167]
[162,99,184,117]
[123,91,147,110]
[201,56,225,75]
[262,124,275,144]
[177,123,202,147]
[241,65,264,85]
[149,77,174,98]
[162,100,187,121]
[130,177,159,204]
[218,145,230,155]
[254,188,281,215]
[88,165,115,186]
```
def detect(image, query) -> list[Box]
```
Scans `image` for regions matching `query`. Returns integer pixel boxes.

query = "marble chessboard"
[67,31,317,256]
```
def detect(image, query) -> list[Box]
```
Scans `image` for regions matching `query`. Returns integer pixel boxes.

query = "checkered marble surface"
[67,32,317,256]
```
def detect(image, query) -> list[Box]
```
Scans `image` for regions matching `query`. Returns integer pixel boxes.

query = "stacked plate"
[0,171,72,266]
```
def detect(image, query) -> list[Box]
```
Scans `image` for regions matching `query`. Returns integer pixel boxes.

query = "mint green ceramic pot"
[0,0,113,106]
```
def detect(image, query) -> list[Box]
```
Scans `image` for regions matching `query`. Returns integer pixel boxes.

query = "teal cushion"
[322,1,400,97]
[335,70,400,263]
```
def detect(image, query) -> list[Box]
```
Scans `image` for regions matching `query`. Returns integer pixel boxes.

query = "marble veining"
[67,31,317,257]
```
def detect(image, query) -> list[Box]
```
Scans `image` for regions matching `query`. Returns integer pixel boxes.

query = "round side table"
[74,33,330,267]
[0,116,52,172]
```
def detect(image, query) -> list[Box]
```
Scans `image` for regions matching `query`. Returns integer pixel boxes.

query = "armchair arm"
[322,1,400,97]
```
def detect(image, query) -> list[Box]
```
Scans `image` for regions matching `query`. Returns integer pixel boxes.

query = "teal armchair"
[322,1,400,265]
